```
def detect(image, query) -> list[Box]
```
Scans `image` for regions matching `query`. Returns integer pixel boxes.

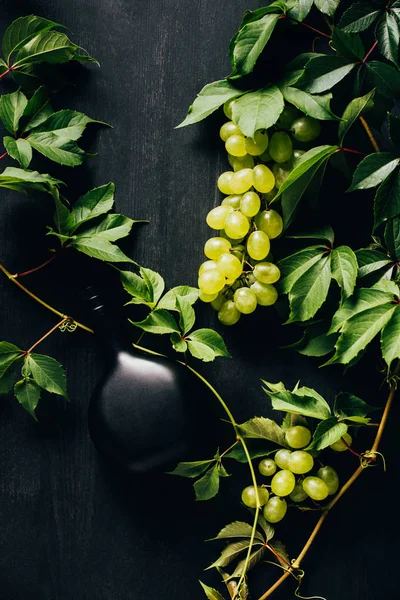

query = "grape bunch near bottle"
[198,100,322,325]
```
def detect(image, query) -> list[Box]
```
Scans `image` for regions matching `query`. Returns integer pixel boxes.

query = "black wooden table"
[0,1,398,599]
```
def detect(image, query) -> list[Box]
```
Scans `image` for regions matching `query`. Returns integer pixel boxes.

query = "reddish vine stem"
[15,253,58,278]
[0,150,8,159]
[0,67,12,80]
[25,318,68,354]
[363,40,378,63]
[341,147,367,156]
[284,15,331,39]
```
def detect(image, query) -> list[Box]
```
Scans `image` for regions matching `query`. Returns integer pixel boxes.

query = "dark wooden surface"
[0,1,398,599]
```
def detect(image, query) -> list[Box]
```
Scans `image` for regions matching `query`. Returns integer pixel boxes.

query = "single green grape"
[230,168,254,194]
[245,130,269,156]
[330,433,352,452]
[253,262,280,284]
[252,164,275,193]
[226,134,247,157]
[250,281,278,306]
[219,121,241,142]
[258,458,277,477]
[240,191,261,217]
[220,229,244,244]
[288,451,314,475]
[291,116,321,142]
[217,171,234,195]
[221,194,242,209]
[211,294,225,311]
[302,476,329,501]
[285,425,312,449]
[223,99,236,120]
[247,231,270,261]
[204,237,231,260]
[224,211,250,239]
[199,290,218,303]
[199,260,218,274]
[198,269,226,295]
[241,485,270,508]
[263,496,287,523]
[289,482,308,503]
[317,466,339,495]
[218,300,241,325]
[206,205,233,230]
[255,210,283,239]
[228,154,255,171]
[233,287,257,314]
[271,469,296,496]
[259,148,271,162]
[272,163,291,189]
[274,449,292,470]
[216,253,242,279]
[277,105,298,129]
[269,131,293,163]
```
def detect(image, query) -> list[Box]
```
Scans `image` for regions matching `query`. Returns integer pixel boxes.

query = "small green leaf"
[27,109,105,141]
[71,237,133,263]
[27,133,89,167]
[338,2,382,33]
[334,392,378,420]
[22,87,52,133]
[176,296,196,335]
[52,188,71,236]
[314,0,340,16]
[280,86,337,121]
[231,86,284,138]
[140,267,165,304]
[356,249,393,278]
[329,286,396,334]
[0,167,62,195]
[287,254,332,322]
[230,546,266,578]
[366,61,400,98]
[385,218,400,260]
[286,225,335,245]
[120,270,151,304]
[68,183,115,232]
[264,386,331,419]
[278,246,327,294]
[177,80,244,127]
[331,246,358,299]
[0,370,14,394]
[3,136,32,168]
[280,159,328,227]
[287,0,313,20]
[130,309,179,335]
[373,169,400,230]
[186,329,231,359]
[377,12,400,67]
[170,332,187,353]
[287,322,338,357]
[76,214,135,242]
[168,460,215,478]
[0,89,28,135]
[187,340,216,362]
[199,581,226,600]
[239,416,287,446]
[157,286,199,310]
[14,378,41,418]
[348,154,400,191]
[338,89,375,146]
[0,341,23,378]
[2,15,61,63]
[212,521,263,542]
[331,28,364,60]
[230,13,280,77]
[207,539,260,569]
[194,464,221,501]
[297,55,357,94]
[381,305,400,368]
[307,417,348,450]
[27,353,68,398]
[12,31,89,67]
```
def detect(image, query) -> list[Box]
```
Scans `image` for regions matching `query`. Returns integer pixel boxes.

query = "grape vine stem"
[258,364,400,600]
[359,117,380,153]
[25,318,68,353]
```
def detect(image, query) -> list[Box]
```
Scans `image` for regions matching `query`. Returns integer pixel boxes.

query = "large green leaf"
[373,169,400,230]
[27,133,89,167]
[177,80,244,127]
[71,236,133,263]
[14,378,41,418]
[231,86,284,138]
[334,392,378,421]
[377,12,400,67]
[186,329,231,360]
[381,305,400,368]
[280,85,337,121]
[308,417,348,450]
[140,267,165,304]
[0,370,14,395]
[331,28,364,60]
[280,159,328,227]
[329,286,396,334]
[366,61,400,98]
[157,286,199,310]
[348,153,400,191]
[239,416,287,446]
[176,296,196,336]
[338,2,382,33]
[27,353,68,398]
[0,167,62,195]
[356,249,393,278]
[0,90,28,135]
[13,31,84,67]
[263,386,331,420]
[51,188,71,236]
[287,254,332,322]
[297,56,357,93]
[385,218,400,260]
[75,214,134,242]
[0,341,23,378]
[338,89,375,146]
[69,183,115,232]
[230,13,280,77]
[194,464,221,501]
[314,0,340,16]
[278,246,326,294]
[21,86,52,133]
[3,137,32,169]
[120,270,151,305]
[287,323,338,357]
[27,109,103,141]
[2,15,61,63]
[331,246,358,299]
[130,309,179,335]
[287,0,313,20]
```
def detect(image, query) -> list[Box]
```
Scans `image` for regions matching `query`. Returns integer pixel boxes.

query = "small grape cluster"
[241,426,348,523]
[198,100,321,325]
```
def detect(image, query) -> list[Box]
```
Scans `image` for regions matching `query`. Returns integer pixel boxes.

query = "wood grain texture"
[0,1,398,599]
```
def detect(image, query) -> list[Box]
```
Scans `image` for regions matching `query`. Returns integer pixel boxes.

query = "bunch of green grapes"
[198,100,321,326]
[241,426,352,523]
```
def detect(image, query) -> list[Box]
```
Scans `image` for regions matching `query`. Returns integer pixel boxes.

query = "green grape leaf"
[338,88,375,146]
[176,296,196,335]
[334,392,378,421]
[0,369,14,394]
[307,417,348,450]
[373,169,400,230]
[257,514,275,543]
[12,31,92,67]
[0,89,28,135]
[199,582,226,600]
[27,353,68,398]
[130,309,179,335]
[26,109,104,144]
[286,322,338,357]
[51,188,71,236]
[0,341,23,378]
[14,378,41,419]
[3,137,32,169]
[231,546,267,578]
[238,416,287,446]
[207,539,262,569]
[120,270,151,304]
[224,445,275,462]
[278,246,327,294]
[331,28,364,60]
[186,329,231,360]
[348,154,400,191]
[68,183,115,232]
[140,267,165,304]
[331,245,358,299]
[287,0,313,21]
[377,12,400,68]
[385,218,400,260]
[329,286,396,333]
[21,86,52,133]
[71,236,133,263]
[211,521,264,542]
[280,85,337,121]
[296,56,357,94]
[231,86,284,138]
[338,1,382,32]
[287,254,332,322]
[2,15,61,63]
[27,133,90,167]
[280,159,328,228]
[157,286,199,310]
[286,225,334,245]
[177,80,244,127]
[170,333,187,353]
[168,460,215,478]
[356,249,393,278]
[366,61,400,98]
[314,0,340,16]
[381,305,400,368]
[0,167,63,195]
[194,464,221,501]
[230,13,281,77]
[75,214,135,242]
[388,113,400,154]
[262,380,287,393]
[263,385,331,419]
